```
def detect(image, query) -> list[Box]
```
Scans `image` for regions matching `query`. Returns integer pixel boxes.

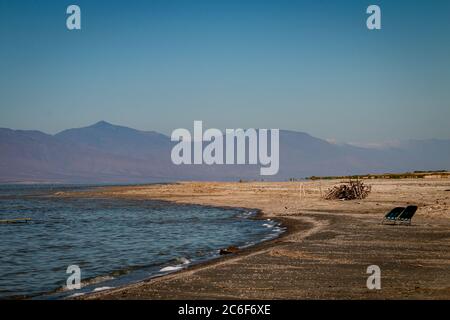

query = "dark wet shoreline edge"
[7,184,289,300]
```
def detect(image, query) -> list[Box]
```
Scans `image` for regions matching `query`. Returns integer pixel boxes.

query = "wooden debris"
[324,180,371,200]
[220,246,240,255]
[0,218,32,224]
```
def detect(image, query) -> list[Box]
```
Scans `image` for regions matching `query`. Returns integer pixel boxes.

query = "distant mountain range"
[1,121,449,183]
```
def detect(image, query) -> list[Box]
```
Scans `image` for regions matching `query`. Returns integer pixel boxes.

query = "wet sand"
[67,179,450,299]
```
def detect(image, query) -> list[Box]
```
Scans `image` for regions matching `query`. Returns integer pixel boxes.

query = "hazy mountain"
[55,121,170,159]
[1,121,449,183]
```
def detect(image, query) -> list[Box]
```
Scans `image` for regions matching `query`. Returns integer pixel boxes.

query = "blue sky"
[0,0,449,143]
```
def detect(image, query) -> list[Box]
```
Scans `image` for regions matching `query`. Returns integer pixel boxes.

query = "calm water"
[0,185,283,299]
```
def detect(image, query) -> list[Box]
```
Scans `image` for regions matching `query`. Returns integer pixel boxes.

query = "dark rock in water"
[219,246,239,255]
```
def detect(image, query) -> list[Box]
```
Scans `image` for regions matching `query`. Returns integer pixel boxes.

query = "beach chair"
[396,205,418,225]
[381,207,405,225]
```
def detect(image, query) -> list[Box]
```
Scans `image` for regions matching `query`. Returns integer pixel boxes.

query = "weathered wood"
[324,180,371,200]
[0,218,32,224]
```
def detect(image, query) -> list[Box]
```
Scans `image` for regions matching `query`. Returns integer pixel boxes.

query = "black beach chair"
[381,207,405,225]
[396,205,418,225]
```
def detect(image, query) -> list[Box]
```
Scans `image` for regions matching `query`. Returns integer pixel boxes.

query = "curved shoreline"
[77,213,307,300]
[72,206,294,300]
[2,188,284,300]
[64,180,450,300]
[39,204,283,300]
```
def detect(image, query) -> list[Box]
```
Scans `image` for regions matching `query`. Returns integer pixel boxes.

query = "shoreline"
[76,213,304,300]
[73,206,294,300]
[62,179,450,299]
[40,205,282,300]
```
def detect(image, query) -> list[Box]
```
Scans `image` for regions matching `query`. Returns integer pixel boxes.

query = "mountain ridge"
[1,121,449,183]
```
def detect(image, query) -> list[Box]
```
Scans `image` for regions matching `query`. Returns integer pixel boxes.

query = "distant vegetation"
[307,170,449,180]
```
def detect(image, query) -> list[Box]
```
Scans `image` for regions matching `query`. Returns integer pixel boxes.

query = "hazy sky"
[1,0,449,143]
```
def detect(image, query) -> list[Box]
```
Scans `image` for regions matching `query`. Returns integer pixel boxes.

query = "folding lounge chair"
[381,207,405,225]
[396,205,418,225]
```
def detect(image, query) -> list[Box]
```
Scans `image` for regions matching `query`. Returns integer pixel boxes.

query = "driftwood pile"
[324,180,371,200]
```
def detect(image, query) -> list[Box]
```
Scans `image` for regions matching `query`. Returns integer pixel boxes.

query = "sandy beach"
[66,179,450,299]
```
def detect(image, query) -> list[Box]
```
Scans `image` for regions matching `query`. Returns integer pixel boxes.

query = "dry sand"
[66,179,450,299]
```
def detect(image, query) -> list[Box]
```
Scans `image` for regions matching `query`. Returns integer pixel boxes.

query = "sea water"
[0,185,284,299]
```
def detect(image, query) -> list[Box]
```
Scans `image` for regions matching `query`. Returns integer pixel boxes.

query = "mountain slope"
[0,122,449,183]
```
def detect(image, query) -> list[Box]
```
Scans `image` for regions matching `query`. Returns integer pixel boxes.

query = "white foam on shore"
[240,241,256,249]
[93,286,114,292]
[159,257,191,273]
[160,265,183,272]
[67,292,86,298]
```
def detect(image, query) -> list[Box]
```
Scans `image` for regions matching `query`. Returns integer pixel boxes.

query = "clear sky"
[1,0,449,143]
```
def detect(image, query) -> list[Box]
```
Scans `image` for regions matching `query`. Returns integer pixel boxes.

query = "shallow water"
[0,185,283,299]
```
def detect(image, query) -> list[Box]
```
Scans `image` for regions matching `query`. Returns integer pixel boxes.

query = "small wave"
[67,292,86,298]
[60,275,115,292]
[81,275,115,287]
[236,210,257,219]
[93,286,113,292]
[177,257,190,264]
[239,242,256,249]
[159,257,190,273]
[160,265,183,272]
